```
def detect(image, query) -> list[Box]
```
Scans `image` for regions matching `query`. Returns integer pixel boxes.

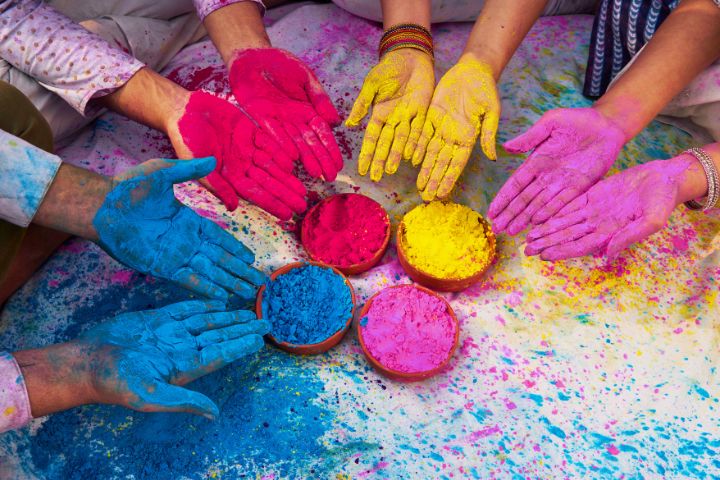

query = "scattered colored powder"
[262,264,353,345]
[303,194,389,267]
[360,286,457,374]
[401,202,494,279]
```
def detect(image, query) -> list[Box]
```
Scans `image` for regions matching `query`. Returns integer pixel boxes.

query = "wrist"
[592,97,645,143]
[204,3,271,66]
[670,153,709,204]
[457,51,501,81]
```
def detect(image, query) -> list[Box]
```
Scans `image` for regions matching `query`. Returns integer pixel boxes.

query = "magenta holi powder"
[359,285,458,375]
[302,193,389,267]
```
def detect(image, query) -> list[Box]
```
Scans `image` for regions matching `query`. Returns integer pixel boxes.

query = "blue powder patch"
[262,264,353,345]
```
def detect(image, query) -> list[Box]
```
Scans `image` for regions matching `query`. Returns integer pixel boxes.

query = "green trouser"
[0,81,54,283]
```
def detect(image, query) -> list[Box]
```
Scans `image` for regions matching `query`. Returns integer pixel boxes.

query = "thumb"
[156,157,218,185]
[480,110,500,161]
[605,217,660,260]
[142,382,220,420]
[345,79,377,127]
[503,117,553,154]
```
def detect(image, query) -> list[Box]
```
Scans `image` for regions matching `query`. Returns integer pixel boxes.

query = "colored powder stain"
[607,445,620,455]
[401,202,494,279]
[262,264,353,345]
[694,385,710,399]
[303,193,389,267]
[360,286,457,374]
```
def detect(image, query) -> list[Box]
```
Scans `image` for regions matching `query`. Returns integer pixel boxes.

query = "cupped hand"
[93,157,266,300]
[525,159,689,261]
[488,107,626,235]
[413,54,500,201]
[229,48,343,182]
[81,300,269,419]
[170,90,307,220]
[345,48,435,181]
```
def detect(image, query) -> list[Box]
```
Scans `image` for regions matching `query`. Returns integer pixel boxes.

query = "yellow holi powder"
[401,202,494,279]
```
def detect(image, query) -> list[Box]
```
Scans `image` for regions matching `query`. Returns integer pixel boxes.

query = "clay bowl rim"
[256,261,356,355]
[357,283,460,382]
[395,204,497,290]
[300,193,392,276]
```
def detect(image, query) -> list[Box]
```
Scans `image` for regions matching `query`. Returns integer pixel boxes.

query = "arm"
[381,0,431,29]
[594,0,720,141]
[202,1,270,67]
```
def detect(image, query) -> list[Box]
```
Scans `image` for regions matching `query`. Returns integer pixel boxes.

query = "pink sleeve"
[0,0,145,116]
[193,0,265,21]
[0,351,32,433]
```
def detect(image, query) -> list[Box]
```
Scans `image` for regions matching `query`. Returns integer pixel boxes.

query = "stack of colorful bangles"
[378,23,433,59]
[684,147,720,211]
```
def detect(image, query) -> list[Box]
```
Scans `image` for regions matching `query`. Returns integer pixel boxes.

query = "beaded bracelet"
[684,147,719,211]
[379,23,433,60]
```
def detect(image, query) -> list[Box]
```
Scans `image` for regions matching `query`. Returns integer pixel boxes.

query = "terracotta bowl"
[256,261,356,355]
[396,211,496,292]
[357,284,460,382]
[300,193,391,276]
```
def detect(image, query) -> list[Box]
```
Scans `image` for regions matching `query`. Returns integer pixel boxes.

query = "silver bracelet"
[684,147,719,211]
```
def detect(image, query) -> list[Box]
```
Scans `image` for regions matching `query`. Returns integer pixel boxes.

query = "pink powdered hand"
[524,159,690,261]
[172,91,307,220]
[229,48,343,182]
[488,108,626,235]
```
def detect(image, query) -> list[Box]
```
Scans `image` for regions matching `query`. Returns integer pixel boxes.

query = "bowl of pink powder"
[301,193,391,275]
[357,284,459,381]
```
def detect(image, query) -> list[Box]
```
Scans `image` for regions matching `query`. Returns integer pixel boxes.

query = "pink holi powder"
[360,286,457,374]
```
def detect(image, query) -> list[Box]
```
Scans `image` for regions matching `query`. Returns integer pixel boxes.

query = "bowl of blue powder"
[256,262,356,355]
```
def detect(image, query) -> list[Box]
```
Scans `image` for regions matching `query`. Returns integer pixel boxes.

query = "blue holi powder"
[262,264,353,345]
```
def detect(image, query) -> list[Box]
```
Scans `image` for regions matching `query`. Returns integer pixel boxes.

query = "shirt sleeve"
[0,129,61,227]
[0,0,145,116]
[193,0,265,21]
[0,351,32,434]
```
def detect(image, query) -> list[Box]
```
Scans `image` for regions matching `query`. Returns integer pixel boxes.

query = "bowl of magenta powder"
[256,261,356,355]
[357,284,459,381]
[301,193,391,275]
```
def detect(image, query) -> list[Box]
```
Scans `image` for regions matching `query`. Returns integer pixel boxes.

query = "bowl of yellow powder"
[396,202,496,292]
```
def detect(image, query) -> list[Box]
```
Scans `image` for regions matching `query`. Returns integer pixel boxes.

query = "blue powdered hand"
[80,300,269,419]
[93,157,266,300]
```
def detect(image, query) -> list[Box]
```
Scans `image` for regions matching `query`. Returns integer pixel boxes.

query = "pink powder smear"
[360,285,457,374]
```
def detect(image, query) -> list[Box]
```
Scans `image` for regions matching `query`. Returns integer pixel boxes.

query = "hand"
[229,48,343,182]
[524,158,693,261]
[93,157,266,300]
[170,91,307,220]
[82,300,269,418]
[488,107,626,235]
[345,49,435,182]
[413,54,500,201]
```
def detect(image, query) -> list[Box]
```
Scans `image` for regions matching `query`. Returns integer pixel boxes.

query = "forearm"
[203,2,270,67]
[594,0,720,141]
[32,163,111,241]
[381,0,431,29]
[462,0,548,79]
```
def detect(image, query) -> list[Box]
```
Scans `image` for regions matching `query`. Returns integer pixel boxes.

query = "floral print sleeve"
[0,351,32,434]
[193,0,265,21]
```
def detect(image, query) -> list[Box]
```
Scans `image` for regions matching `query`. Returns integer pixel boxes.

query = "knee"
[0,81,53,152]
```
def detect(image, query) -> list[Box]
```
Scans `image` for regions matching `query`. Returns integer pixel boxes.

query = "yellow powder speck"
[401,202,495,279]
[3,406,15,416]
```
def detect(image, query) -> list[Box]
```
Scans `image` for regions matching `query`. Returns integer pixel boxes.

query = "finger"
[386,120,410,175]
[526,210,589,242]
[171,267,228,301]
[503,118,553,154]
[525,222,595,256]
[305,76,340,126]
[505,184,564,236]
[258,117,298,164]
[557,192,590,217]
[196,320,270,348]
[205,171,239,211]
[606,218,662,260]
[285,122,322,178]
[480,110,500,161]
[416,134,444,191]
[200,220,255,264]
[189,254,257,300]
[436,145,472,199]
[370,122,396,182]
[530,187,584,226]
[199,335,266,370]
[155,157,217,185]
[255,127,295,171]
[487,165,537,219]
[161,300,227,321]
[203,243,265,286]
[422,142,454,202]
[403,112,426,161]
[232,175,294,220]
[247,165,307,214]
[358,118,383,176]
[139,382,219,420]
[310,116,343,173]
[253,150,307,198]
[299,123,337,182]
[411,118,435,167]
[183,310,258,335]
[345,78,376,127]
[540,232,609,261]
[492,182,543,234]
